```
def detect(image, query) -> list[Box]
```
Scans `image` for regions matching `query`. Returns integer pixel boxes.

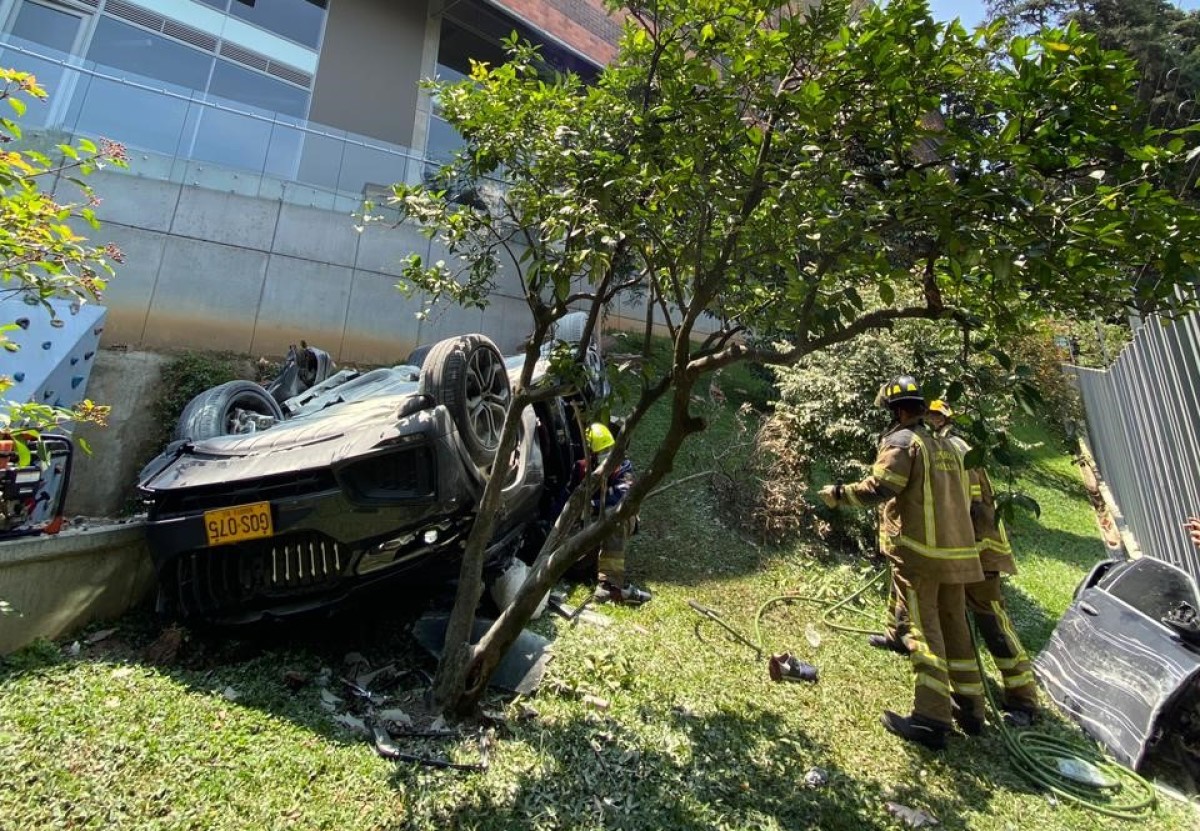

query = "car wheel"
[173,380,284,441]
[405,344,432,369]
[419,334,511,468]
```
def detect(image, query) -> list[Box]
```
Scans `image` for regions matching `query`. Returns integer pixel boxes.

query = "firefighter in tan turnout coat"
[927,400,1039,722]
[819,376,984,750]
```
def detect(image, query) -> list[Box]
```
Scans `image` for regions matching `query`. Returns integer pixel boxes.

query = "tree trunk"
[430,339,547,713]
[428,421,517,711]
[462,515,611,706]
[642,283,656,358]
[453,378,702,712]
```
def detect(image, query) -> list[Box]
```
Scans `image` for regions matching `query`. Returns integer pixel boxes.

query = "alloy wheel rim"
[465,347,509,450]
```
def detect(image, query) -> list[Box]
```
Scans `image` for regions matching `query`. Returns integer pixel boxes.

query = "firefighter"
[926,400,1040,723]
[819,376,984,750]
[868,382,914,657]
[586,423,652,606]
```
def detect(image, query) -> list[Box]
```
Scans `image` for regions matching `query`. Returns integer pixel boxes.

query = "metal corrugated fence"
[1072,308,1200,586]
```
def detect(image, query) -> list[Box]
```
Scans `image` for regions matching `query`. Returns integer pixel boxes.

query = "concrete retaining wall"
[0,524,154,655]
[67,350,170,518]
[85,169,684,366]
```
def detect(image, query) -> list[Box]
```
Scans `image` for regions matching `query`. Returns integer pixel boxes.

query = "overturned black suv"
[137,314,602,623]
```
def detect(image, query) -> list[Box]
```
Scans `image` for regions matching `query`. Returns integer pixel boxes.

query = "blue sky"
[927,0,1200,28]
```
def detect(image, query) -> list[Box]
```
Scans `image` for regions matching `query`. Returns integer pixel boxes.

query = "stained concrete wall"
[83,168,678,366]
[0,524,154,655]
[88,168,441,364]
[67,351,171,519]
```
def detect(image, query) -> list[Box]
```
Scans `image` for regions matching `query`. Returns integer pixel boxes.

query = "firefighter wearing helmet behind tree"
[818,376,984,750]
[926,399,1040,726]
[585,422,652,606]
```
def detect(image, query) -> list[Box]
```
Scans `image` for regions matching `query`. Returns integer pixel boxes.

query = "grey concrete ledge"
[0,523,147,567]
[1,522,155,655]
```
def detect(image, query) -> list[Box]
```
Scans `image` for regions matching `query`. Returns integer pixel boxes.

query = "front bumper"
[141,407,482,622]
[149,488,476,623]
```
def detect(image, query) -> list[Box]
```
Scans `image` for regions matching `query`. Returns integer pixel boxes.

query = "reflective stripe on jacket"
[945,433,1017,575]
[845,418,983,583]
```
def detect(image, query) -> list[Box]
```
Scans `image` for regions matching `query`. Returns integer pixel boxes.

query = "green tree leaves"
[0,68,124,445]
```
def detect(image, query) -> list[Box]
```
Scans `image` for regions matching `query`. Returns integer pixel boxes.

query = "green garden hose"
[968,620,1157,820]
[751,566,888,648]
[749,567,1158,820]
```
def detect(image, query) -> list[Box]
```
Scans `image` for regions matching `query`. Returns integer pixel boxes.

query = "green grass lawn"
[2,391,1197,830]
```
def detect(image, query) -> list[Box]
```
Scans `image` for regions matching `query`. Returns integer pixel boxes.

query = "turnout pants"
[906,576,984,725]
[883,565,913,649]
[597,516,633,586]
[965,573,1038,710]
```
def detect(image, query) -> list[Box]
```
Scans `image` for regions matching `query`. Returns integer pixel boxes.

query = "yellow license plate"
[204,502,273,547]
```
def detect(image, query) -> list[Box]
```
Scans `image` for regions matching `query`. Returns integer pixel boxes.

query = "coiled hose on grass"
[967,618,1157,820]
[746,567,1158,820]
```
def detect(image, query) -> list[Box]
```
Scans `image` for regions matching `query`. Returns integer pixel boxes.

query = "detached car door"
[1035,557,1200,770]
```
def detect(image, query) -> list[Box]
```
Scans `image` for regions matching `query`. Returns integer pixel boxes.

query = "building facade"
[0,0,634,362]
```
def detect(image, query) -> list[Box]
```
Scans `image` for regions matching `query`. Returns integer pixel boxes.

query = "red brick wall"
[489,0,623,65]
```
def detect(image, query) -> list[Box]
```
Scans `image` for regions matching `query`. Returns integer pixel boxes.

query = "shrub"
[149,351,247,451]
[1007,321,1084,438]
[741,322,968,550]
[732,318,1060,551]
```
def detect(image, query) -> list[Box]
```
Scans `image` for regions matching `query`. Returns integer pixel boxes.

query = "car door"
[1035,557,1200,769]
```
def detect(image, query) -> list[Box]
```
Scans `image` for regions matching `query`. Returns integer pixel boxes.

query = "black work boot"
[880,711,949,751]
[867,634,912,655]
[951,694,985,736]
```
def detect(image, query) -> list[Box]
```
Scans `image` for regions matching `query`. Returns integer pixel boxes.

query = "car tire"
[549,311,593,349]
[173,380,284,441]
[405,344,432,369]
[419,334,511,468]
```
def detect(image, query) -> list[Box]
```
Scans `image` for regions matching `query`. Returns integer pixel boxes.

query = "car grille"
[168,530,348,619]
[154,469,338,516]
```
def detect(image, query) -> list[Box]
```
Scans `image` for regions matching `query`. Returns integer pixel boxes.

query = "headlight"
[338,445,436,504]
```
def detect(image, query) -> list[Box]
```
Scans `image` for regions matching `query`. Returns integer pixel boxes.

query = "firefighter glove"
[818,485,840,508]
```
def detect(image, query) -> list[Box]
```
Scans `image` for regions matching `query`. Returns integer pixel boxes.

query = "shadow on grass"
[1000,580,1060,656]
[394,701,1005,831]
[0,586,1019,831]
[1009,520,1107,573]
[632,506,869,590]
[0,584,450,745]
[1016,463,1090,498]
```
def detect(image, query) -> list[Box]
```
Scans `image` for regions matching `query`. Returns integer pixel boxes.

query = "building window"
[436,18,508,82]
[8,0,84,54]
[201,0,329,49]
[1,0,91,127]
[428,19,509,163]
[82,13,312,114]
[427,8,601,164]
[209,59,308,118]
[86,16,213,92]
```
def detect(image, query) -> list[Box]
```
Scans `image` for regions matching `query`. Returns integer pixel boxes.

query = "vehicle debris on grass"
[885,801,939,828]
